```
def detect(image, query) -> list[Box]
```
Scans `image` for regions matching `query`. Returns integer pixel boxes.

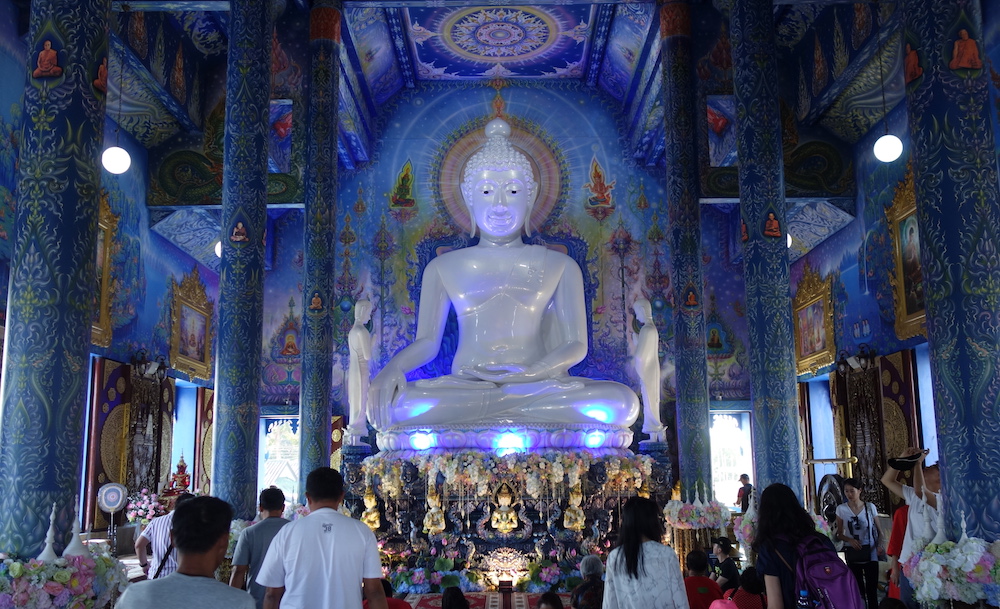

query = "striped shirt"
[140,512,177,578]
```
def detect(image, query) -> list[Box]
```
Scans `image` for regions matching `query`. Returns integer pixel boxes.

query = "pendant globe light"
[873,6,902,163]
[102,37,131,174]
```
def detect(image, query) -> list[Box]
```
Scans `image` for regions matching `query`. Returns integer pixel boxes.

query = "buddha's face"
[465,168,533,240]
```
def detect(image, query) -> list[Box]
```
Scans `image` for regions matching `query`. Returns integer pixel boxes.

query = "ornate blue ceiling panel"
[818,31,904,144]
[786,198,855,263]
[403,5,595,80]
[150,208,222,273]
[597,3,654,100]
[344,8,405,105]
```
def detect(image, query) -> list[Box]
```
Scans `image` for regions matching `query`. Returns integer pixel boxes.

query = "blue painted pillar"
[901,0,1000,540]
[213,0,273,519]
[661,0,711,500]
[299,0,341,501]
[730,0,801,494]
[0,0,108,556]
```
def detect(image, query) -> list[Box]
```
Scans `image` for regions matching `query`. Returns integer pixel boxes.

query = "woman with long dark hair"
[751,483,835,609]
[836,478,882,609]
[602,496,687,609]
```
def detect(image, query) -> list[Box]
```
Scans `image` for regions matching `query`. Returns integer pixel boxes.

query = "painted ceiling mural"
[0,0,978,391]
[404,6,595,80]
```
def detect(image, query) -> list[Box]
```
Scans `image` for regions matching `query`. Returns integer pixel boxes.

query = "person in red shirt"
[886,506,909,600]
[724,567,767,609]
[685,550,724,609]
[363,580,412,609]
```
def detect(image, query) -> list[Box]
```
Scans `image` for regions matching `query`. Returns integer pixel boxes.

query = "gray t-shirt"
[115,572,255,609]
[232,517,290,608]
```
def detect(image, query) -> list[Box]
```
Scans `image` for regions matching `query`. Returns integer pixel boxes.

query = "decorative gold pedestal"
[668,527,714,568]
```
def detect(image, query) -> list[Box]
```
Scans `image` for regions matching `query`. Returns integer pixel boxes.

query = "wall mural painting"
[261,210,306,406]
[169,267,214,381]
[706,95,737,167]
[886,165,926,340]
[793,262,835,376]
[701,205,750,401]
[344,7,403,106]
[268,99,293,174]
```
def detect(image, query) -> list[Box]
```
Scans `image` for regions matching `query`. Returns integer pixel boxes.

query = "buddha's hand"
[368,364,406,429]
[462,363,544,384]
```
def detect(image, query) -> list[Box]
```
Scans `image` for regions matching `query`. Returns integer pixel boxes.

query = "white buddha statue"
[632,298,665,442]
[346,300,373,445]
[367,118,639,449]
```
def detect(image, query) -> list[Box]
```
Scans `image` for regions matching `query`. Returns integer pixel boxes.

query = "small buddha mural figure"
[361,488,380,531]
[309,292,323,310]
[949,29,982,70]
[423,491,446,535]
[230,221,249,242]
[491,482,519,534]
[763,212,781,238]
[563,486,585,531]
[93,57,108,92]
[33,40,63,78]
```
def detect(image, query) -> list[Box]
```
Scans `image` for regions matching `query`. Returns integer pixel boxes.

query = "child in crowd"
[685,550,724,609]
[724,567,767,609]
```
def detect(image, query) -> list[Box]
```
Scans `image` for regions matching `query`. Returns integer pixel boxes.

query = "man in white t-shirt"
[256,467,388,609]
[881,447,941,609]
[116,496,255,609]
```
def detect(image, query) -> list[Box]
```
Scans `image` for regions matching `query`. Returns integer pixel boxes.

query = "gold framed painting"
[793,262,835,376]
[91,191,118,347]
[170,267,214,381]
[886,165,926,340]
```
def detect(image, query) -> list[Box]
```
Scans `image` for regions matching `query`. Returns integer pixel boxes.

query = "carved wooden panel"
[84,358,130,532]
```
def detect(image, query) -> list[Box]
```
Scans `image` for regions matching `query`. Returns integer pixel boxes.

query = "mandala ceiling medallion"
[444,7,556,62]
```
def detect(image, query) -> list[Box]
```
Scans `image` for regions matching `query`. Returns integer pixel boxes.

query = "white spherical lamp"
[102,146,131,174]
[215,240,222,258]
[873,133,902,163]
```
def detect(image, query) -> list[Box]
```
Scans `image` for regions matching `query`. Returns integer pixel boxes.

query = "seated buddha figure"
[361,488,380,531]
[423,491,446,535]
[563,485,586,531]
[367,118,639,443]
[491,483,519,534]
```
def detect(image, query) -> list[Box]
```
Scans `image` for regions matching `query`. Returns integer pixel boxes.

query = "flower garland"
[125,489,166,526]
[389,564,484,595]
[903,537,1000,604]
[362,451,654,501]
[0,549,129,608]
[663,499,730,530]
[731,510,834,548]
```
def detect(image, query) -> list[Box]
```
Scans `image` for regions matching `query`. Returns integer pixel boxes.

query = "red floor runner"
[404,592,572,609]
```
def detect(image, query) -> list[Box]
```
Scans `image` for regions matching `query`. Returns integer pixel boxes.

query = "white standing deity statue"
[633,298,665,442]
[346,300,373,445]
[367,118,639,450]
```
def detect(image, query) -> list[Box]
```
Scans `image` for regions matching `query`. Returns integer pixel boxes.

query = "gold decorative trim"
[91,191,118,347]
[886,164,926,340]
[793,261,835,376]
[169,267,214,381]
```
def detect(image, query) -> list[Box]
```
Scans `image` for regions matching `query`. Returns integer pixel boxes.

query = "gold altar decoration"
[92,191,119,348]
[793,262,835,376]
[490,482,520,534]
[170,267,214,380]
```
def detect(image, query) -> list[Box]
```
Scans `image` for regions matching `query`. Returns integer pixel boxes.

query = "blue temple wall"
[700,204,751,402]
[790,102,923,380]
[983,1,1000,168]
[333,82,673,418]
[260,209,305,407]
[0,0,24,323]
